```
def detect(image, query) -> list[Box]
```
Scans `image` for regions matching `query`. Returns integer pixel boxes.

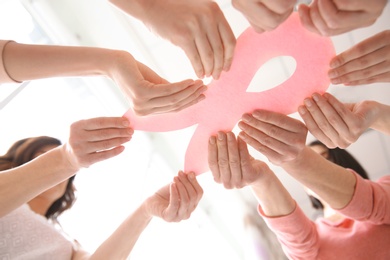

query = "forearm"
[282,147,356,209]
[250,170,295,217]
[370,101,390,136]
[0,145,78,217]
[88,204,152,260]
[2,41,121,83]
[109,0,154,21]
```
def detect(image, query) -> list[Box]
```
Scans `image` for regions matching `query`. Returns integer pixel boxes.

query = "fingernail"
[127,128,134,135]
[188,172,195,179]
[328,70,338,79]
[122,120,130,126]
[298,106,306,115]
[242,113,251,123]
[312,93,320,102]
[330,59,340,68]
[209,136,216,144]
[304,98,313,107]
[217,132,224,141]
[331,78,341,84]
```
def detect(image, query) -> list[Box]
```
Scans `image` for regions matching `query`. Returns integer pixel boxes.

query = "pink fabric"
[260,173,390,260]
[0,40,18,84]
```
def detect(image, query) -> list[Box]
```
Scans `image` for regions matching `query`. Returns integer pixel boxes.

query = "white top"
[0,204,73,260]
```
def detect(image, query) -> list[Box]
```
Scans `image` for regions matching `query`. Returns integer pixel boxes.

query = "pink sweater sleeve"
[338,171,390,224]
[259,203,320,260]
[0,40,18,84]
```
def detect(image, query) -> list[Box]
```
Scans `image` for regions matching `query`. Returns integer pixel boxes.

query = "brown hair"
[0,136,76,222]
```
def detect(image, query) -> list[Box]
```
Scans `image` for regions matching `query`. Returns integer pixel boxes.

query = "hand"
[328,30,390,85]
[232,0,296,33]
[134,0,236,80]
[208,131,269,189]
[64,117,133,169]
[298,0,387,36]
[298,92,380,148]
[237,110,308,166]
[144,171,203,222]
[109,52,207,116]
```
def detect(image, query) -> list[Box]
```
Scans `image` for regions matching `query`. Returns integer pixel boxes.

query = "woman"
[0,126,203,259]
[208,105,390,259]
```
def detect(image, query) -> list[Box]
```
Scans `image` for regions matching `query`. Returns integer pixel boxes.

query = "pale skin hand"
[109,0,236,80]
[2,42,207,116]
[232,0,296,33]
[237,109,356,209]
[237,110,308,165]
[328,30,390,86]
[207,131,295,216]
[63,116,134,169]
[298,92,390,149]
[79,171,203,260]
[298,0,387,36]
[143,171,204,222]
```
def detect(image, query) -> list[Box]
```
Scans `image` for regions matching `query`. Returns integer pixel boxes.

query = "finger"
[85,136,132,154]
[323,92,362,145]
[246,3,290,31]
[317,0,363,34]
[298,105,335,148]
[165,182,180,221]
[330,31,390,69]
[194,33,214,78]
[264,0,296,15]
[309,0,334,36]
[75,117,131,131]
[174,175,191,220]
[333,0,387,12]
[77,126,134,143]
[345,71,390,86]
[81,145,126,165]
[238,131,282,164]
[237,137,253,173]
[311,93,352,141]
[226,132,242,188]
[302,96,340,146]
[238,121,295,159]
[134,84,207,116]
[178,172,198,212]
[208,135,221,182]
[205,22,224,80]
[297,4,321,35]
[218,21,236,72]
[216,131,232,187]
[186,172,203,203]
[243,110,304,136]
[331,59,390,85]
[181,42,205,78]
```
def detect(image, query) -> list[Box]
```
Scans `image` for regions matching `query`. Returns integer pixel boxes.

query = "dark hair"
[0,136,76,222]
[307,140,369,210]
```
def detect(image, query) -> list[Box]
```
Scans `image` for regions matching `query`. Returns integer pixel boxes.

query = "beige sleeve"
[0,40,19,84]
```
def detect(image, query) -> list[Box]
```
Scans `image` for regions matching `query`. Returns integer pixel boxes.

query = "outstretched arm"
[0,117,133,217]
[0,40,206,115]
[77,171,203,259]
[299,92,390,148]
[109,0,236,80]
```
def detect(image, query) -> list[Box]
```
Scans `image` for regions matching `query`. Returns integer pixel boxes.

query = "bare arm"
[0,117,132,217]
[0,41,206,115]
[73,172,203,260]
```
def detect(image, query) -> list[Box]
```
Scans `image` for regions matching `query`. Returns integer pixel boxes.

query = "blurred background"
[0,0,389,259]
